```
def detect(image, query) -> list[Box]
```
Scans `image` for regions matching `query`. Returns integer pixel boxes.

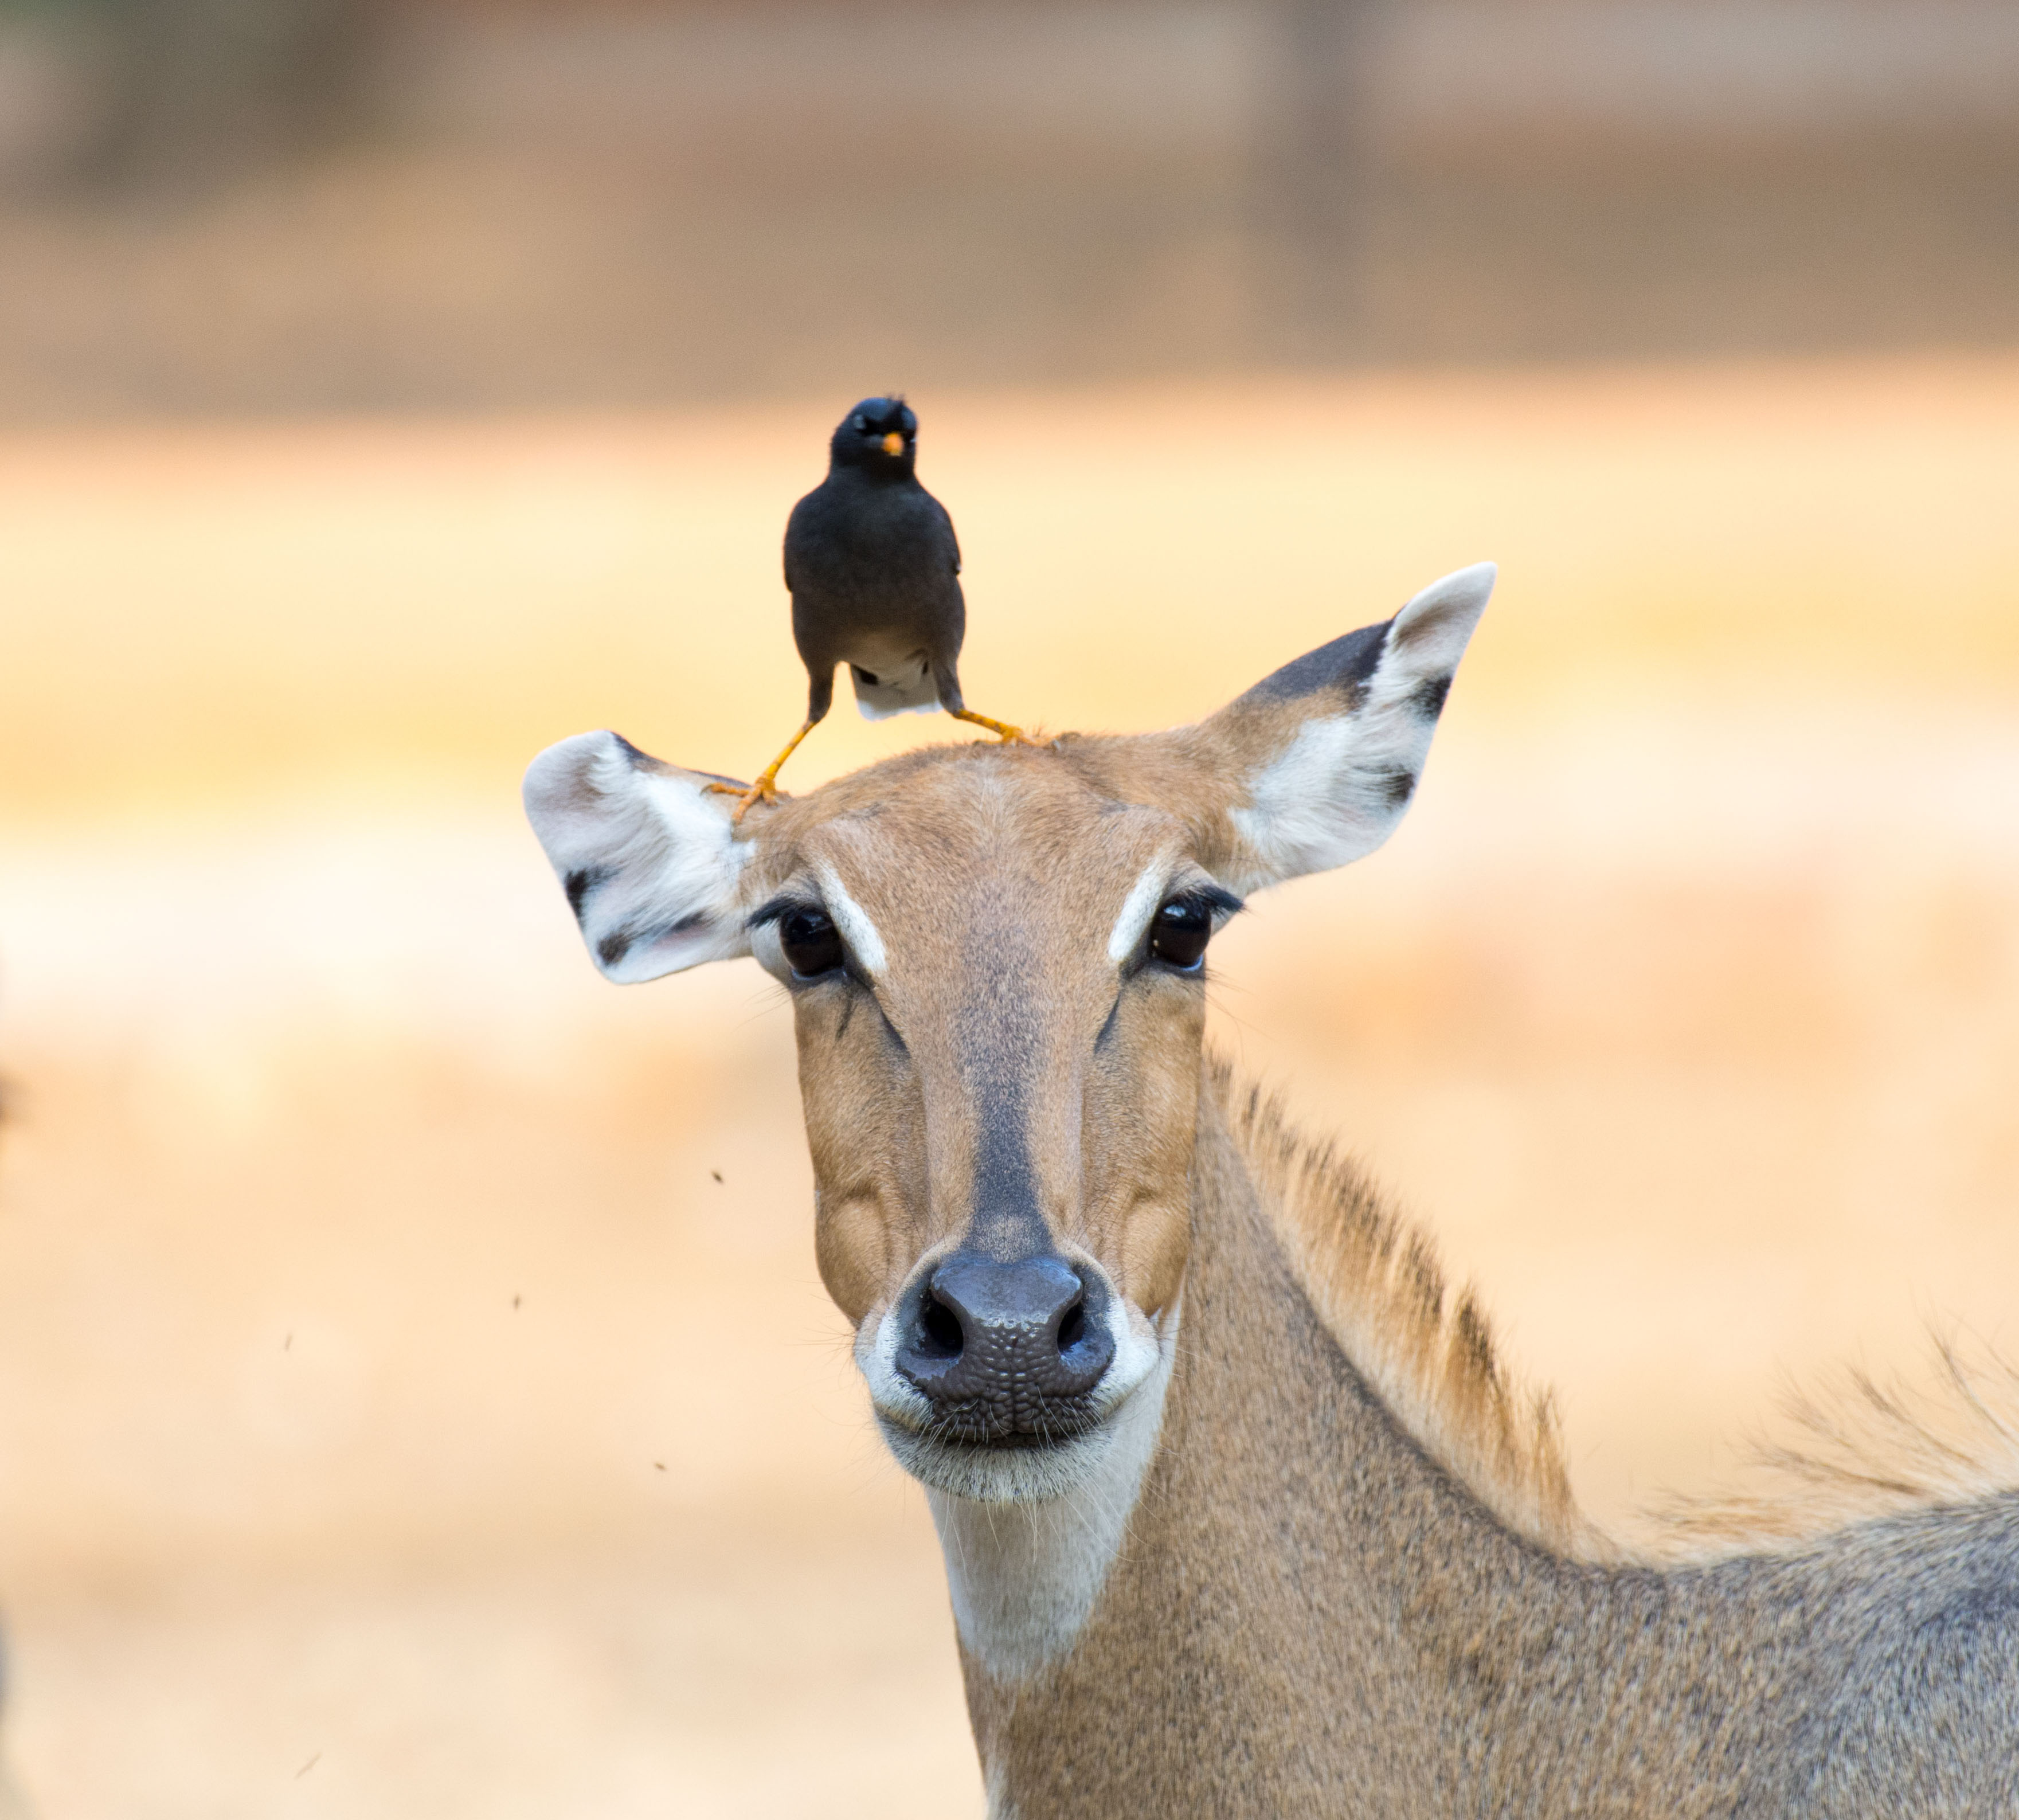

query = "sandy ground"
[0,358,2016,1813]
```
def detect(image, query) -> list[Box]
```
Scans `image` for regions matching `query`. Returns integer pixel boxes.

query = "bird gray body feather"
[784,453,967,724]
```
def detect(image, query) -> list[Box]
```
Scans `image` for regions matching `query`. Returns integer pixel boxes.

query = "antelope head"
[525,565,1492,1509]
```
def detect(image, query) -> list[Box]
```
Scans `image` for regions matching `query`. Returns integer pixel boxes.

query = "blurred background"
[2,0,2018,412]
[0,2,2016,1815]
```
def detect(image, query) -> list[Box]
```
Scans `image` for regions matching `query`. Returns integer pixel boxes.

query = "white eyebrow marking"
[1107,863,1168,966]
[816,864,887,977]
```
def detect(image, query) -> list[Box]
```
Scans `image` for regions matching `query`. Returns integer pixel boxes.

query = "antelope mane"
[1216,1059,2019,1567]
[1215,1059,1612,1561]
[1634,1336,2019,1559]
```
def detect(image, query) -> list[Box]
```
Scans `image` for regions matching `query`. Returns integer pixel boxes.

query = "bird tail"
[850,660,941,720]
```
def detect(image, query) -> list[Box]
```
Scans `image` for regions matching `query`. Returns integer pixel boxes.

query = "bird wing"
[930,494,961,576]
[783,493,808,594]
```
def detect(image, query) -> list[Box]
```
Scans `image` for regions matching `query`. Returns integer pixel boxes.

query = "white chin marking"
[880,1420,1118,1506]
[860,1294,1179,1683]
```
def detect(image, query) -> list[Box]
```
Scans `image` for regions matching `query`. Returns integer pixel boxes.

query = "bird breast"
[791,485,949,584]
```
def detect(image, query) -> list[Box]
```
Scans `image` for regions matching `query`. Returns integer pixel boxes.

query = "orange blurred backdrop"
[1,5,2016,1815]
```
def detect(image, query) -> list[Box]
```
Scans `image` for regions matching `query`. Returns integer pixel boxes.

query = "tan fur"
[746,745,1209,1330]
[526,566,2017,1814]
[1218,1062,1610,1560]
[1221,1060,2019,1565]
[963,1075,2019,1818]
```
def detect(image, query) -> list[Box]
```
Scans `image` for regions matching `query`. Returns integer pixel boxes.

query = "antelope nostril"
[894,1250,1115,1427]
[919,1294,964,1358]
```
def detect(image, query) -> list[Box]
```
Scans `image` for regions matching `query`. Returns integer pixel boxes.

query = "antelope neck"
[925,1303,1179,1683]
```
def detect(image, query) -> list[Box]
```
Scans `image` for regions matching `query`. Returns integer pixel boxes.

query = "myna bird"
[714,396,1033,820]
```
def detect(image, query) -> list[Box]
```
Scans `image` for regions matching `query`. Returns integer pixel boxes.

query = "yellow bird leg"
[949,708,1044,747]
[709,717,816,824]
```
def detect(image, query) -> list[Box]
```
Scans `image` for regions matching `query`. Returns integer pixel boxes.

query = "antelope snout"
[895,1251,1116,1438]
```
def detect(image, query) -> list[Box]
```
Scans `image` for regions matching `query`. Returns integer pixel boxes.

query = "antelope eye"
[780,907,844,977]
[1148,898,1212,971]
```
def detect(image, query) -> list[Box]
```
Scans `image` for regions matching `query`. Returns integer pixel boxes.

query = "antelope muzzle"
[894,1251,1117,1445]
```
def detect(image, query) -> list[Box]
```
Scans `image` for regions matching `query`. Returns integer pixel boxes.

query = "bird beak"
[881,432,905,456]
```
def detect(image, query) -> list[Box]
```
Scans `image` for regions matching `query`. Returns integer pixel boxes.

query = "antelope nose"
[896,1251,1116,1426]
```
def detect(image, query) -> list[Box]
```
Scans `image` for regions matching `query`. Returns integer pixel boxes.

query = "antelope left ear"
[1204,562,1494,893]
[523,731,755,982]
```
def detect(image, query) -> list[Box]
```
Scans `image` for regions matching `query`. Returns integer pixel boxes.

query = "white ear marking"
[1388,560,1496,671]
[815,863,887,977]
[1106,863,1168,966]
[523,731,754,983]
[1227,562,1494,892]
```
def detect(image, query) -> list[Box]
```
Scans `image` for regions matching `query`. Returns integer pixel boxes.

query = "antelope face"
[753,756,1231,1502]
[526,563,1493,1507]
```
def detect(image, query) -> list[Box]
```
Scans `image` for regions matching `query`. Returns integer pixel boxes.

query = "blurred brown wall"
[0,0,2014,419]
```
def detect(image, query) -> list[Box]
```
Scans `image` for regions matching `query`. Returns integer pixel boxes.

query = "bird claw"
[707,778,778,825]
[949,710,1043,747]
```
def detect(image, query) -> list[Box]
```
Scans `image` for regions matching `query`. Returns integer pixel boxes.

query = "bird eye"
[1148,898,1213,971]
[850,414,867,432]
[780,907,844,978]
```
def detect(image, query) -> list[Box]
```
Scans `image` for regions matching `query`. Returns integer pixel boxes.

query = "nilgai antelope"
[526,563,2019,1815]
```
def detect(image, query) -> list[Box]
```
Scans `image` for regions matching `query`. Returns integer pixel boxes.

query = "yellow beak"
[881,432,905,456]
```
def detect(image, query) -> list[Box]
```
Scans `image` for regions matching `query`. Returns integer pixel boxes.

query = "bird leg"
[709,718,816,824]
[948,708,1043,746]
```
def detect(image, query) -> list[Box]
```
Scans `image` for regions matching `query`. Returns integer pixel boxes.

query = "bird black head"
[830,396,918,475]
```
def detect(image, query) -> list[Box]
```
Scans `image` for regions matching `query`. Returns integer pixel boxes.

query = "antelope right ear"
[1187,562,1494,894]
[523,731,756,982]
